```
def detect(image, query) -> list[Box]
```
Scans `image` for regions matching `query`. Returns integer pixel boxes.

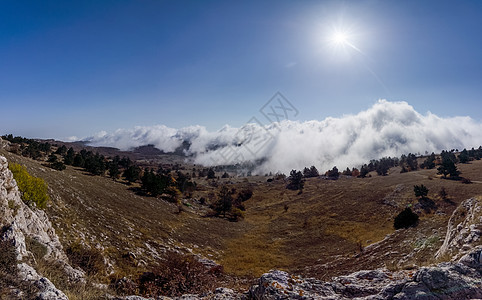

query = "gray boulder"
[249,247,482,299]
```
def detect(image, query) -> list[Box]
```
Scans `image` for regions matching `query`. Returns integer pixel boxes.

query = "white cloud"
[85,100,482,174]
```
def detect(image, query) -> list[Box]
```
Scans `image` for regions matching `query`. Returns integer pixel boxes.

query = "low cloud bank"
[86,100,482,174]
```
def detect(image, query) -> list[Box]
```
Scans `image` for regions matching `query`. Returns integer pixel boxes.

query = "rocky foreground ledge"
[248,248,482,299]
[120,246,480,299]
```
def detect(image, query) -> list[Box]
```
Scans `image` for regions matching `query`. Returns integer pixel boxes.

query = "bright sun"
[331,31,349,46]
[327,28,362,54]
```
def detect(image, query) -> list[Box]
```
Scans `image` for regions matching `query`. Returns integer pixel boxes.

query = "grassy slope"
[2,149,481,286]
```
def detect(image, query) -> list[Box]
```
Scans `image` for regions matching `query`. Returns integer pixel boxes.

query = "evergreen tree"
[376,162,389,176]
[458,149,470,163]
[207,168,215,179]
[287,170,304,190]
[64,147,75,165]
[421,153,436,169]
[437,155,460,178]
[108,157,120,180]
[326,166,339,179]
[55,145,67,155]
[213,185,233,217]
[342,167,352,176]
[414,184,429,199]
[50,161,66,171]
[359,164,370,178]
[73,153,84,167]
[47,153,58,163]
[123,165,141,184]
[141,168,170,196]
[302,166,319,178]
[84,153,106,175]
[119,156,132,168]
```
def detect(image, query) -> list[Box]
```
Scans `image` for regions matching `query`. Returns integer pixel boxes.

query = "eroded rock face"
[17,263,69,300]
[0,155,65,261]
[249,248,482,299]
[436,197,482,260]
[0,155,83,298]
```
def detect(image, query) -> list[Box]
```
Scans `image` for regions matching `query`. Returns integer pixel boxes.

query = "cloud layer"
[86,100,482,174]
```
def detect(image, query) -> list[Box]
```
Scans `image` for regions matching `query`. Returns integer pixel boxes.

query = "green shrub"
[229,207,245,221]
[413,184,429,199]
[8,163,49,209]
[394,207,419,229]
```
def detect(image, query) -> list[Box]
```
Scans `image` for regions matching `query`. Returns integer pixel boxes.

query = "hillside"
[1,142,482,298]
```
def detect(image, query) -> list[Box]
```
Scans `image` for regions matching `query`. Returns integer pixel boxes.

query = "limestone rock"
[436,197,482,260]
[0,155,83,298]
[0,155,65,261]
[249,247,482,299]
[17,263,69,300]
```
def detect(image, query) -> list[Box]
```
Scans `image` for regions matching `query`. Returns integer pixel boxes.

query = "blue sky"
[1,0,482,140]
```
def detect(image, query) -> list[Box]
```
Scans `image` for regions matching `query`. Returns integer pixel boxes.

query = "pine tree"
[108,158,120,180]
[213,185,233,217]
[123,165,141,184]
[64,147,75,165]
[207,168,215,179]
[414,184,429,199]
[287,170,304,190]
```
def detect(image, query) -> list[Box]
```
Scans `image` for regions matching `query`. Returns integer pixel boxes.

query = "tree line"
[284,146,482,192]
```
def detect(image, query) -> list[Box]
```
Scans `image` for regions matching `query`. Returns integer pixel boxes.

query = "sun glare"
[332,31,348,46]
[326,27,363,54]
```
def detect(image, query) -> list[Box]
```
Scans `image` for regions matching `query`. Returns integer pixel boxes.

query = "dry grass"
[1,149,481,291]
[220,212,292,277]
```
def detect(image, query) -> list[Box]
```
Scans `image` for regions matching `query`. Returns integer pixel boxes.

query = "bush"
[394,207,419,229]
[413,184,429,199]
[8,163,49,209]
[49,161,66,171]
[137,251,219,297]
[237,188,253,202]
[229,207,245,221]
[66,242,104,276]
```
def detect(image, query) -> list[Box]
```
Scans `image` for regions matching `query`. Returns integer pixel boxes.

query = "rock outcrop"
[114,246,482,300]
[436,197,482,260]
[0,154,82,299]
[0,155,65,260]
[249,247,482,299]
